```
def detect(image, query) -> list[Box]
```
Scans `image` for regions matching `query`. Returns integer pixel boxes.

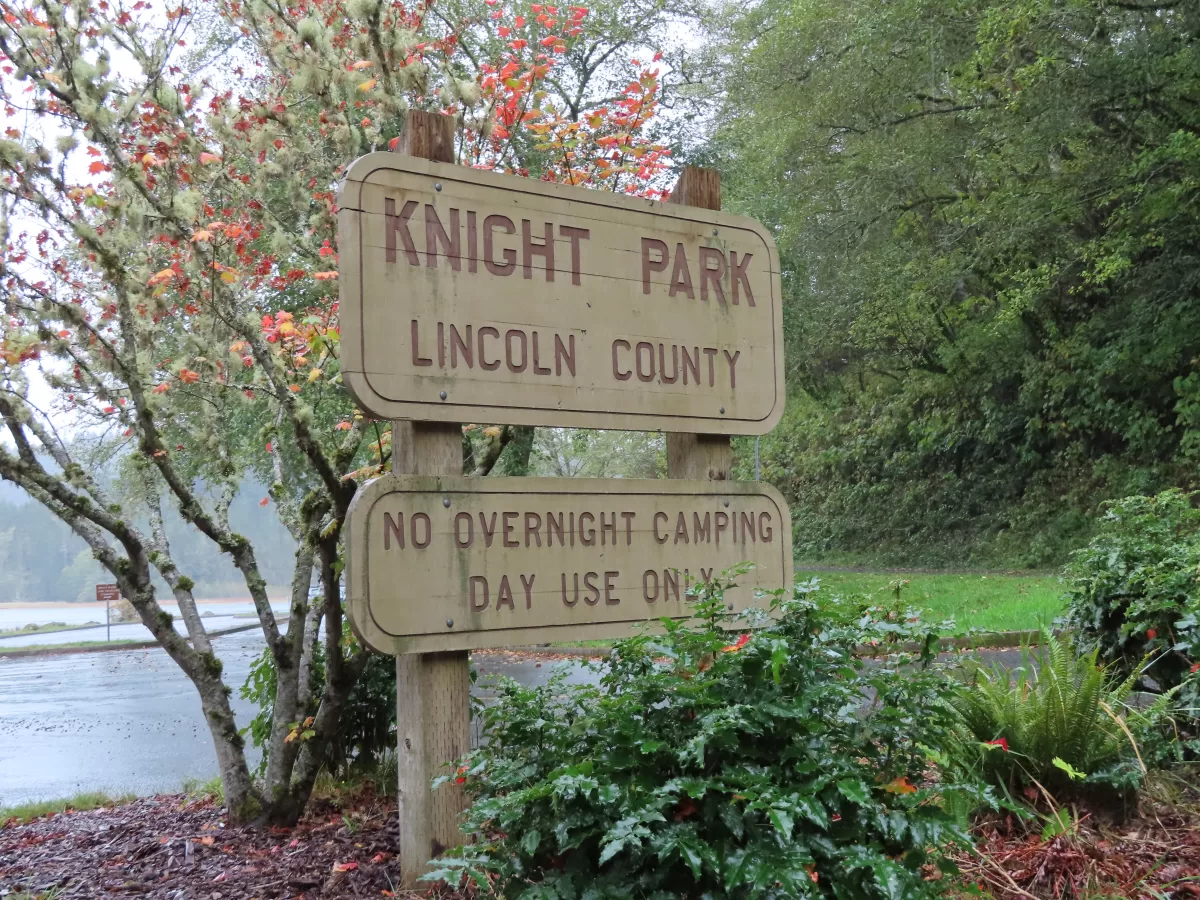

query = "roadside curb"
[0,624,260,660]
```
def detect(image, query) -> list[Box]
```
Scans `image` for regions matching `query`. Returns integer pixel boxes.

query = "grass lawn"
[0,791,134,826]
[796,569,1066,634]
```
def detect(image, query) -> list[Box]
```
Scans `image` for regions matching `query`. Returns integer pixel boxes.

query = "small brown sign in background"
[347,476,792,654]
[95,583,119,604]
[338,153,784,434]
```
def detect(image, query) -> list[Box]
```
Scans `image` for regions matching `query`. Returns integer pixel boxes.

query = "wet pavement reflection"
[0,630,597,806]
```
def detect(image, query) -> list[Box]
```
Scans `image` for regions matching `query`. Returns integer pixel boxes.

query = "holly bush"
[428,575,992,899]
[1063,491,1200,700]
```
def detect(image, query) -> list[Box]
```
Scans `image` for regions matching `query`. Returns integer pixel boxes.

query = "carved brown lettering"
[411,512,431,549]
[522,219,554,281]
[554,334,576,377]
[653,511,669,544]
[385,198,419,266]
[483,214,516,275]
[425,205,460,271]
[454,512,473,548]
[505,329,528,373]
[478,326,501,371]
[470,575,489,611]
[724,349,740,389]
[704,347,718,387]
[525,512,543,547]
[480,511,498,547]
[643,568,659,602]
[669,242,694,299]
[604,571,619,605]
[502,511,519,548]
[584,571,600,605]
[560,225,590,286]
[612,340,632,381]
[384,511,404,550]
[450,324,472,368]
[496,574,515,610]
[532,332,551,375]
[659,343,679,384]
[730,251,755,305]
[641,237,668,293]
[635,341,655,383]
[699,247,727,304]
[411,320,432,367]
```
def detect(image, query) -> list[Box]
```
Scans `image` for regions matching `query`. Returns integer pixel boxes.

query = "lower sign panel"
[346,476,792,654]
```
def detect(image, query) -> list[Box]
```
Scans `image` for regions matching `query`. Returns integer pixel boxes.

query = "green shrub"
[241,626,395,776]
[952,631,1154,797]
[428,575,992,899]
[1062,490,1200,730]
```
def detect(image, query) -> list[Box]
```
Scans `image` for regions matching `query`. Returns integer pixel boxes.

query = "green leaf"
[836,778,872,806]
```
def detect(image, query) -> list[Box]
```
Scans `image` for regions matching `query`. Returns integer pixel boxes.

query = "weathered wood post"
[666,167,732,483]
[388,110,471,887]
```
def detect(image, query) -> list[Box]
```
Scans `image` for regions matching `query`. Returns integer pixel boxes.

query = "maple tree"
[0,0,671,824]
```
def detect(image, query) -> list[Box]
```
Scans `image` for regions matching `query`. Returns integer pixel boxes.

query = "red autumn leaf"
[265,441,273,452]
[178,368,200,383]
[331,861,358,873]
[88,160,108,174]
[335,421,352,430]
[985,737,1009,752]
[102,406,116,414]
[259,497,270,507]
[720,633,751,653]
[1146,628,1158,640]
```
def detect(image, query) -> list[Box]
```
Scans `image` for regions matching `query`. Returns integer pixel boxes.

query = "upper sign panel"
[337,154,784,434]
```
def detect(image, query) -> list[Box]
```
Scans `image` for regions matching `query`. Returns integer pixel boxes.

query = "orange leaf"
[352,59,373,69]
[312,271,338,280]
[198,152,221,165]
[178,368,200,384]
[332,861,358,872]
[288,384,301,393]
[720,633,751,653]
[259,497,270,507]
[883,777,917,795]
[357,78,377,92]
[88,160,107,174]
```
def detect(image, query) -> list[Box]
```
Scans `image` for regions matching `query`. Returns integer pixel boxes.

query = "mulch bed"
[0,792,467,899]
[950,804,1200,898]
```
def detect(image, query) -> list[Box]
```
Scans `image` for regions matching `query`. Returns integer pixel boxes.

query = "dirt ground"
[0,791,464,899]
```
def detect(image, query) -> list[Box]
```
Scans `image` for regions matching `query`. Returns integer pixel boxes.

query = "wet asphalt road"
[0,629,597,807]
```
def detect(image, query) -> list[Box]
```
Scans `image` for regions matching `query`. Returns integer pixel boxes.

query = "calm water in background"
[0,627,597,806]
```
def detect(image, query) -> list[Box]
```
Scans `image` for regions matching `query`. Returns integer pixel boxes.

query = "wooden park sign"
[338,111,789,888]
[347,476,792,654]
[337,152,784,434]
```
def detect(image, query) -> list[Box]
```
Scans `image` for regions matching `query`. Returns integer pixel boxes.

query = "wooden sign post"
[665,168,732,483]
[339,117,786,888]
[386,112,471,884]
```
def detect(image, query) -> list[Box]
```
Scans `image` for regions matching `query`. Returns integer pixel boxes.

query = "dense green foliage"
[430,578,991,898]
[241,631,396,776]
[952,631,1151,797]
[718,0,1200,565]
[1063,490,1200,748]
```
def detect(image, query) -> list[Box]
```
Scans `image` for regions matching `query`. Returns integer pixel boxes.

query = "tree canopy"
[718,0,1200,565]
